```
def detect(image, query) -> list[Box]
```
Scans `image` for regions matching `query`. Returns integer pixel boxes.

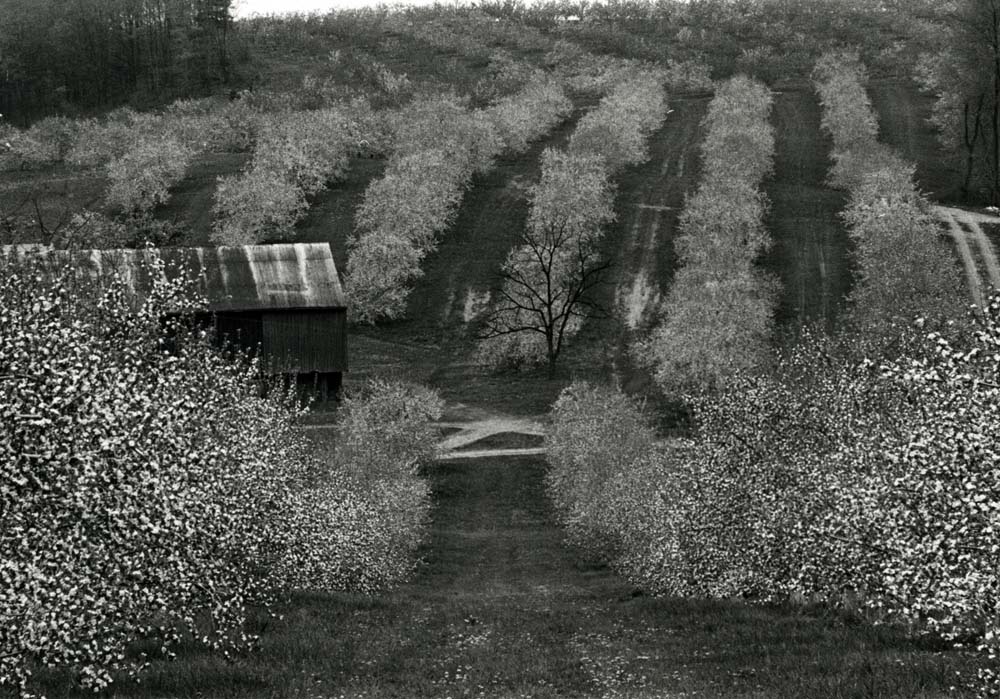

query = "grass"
[39,454,981,699]
[762,88,853,329]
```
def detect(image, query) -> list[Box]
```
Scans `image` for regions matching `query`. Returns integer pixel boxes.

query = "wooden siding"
[207,309,347,374]
[262,310,347,374]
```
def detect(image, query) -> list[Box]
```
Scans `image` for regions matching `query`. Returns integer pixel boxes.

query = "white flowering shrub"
[345,230,425,324]
[355,148,466,249]
[812,49,880,188]
[639,76,777,393]
[346,92,517,323]
[105,136,194,218]
[278,380,440,594]
[555,309,1000,693]
[211,169,307,245]
[211,106,360,244]
[252,109,353,196]
[0,259,306,695]
[0,258,438,697]
[812,51,965,336]
[568,72,668,173]
[335,379,443,482]
[484,75,572,154]
[65,109,152,168]
[547,382,662,558]
[390,93,503,177]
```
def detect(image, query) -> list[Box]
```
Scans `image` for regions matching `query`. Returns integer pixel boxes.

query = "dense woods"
[0,0,240,121]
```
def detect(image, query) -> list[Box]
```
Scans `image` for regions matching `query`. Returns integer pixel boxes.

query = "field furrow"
[610,98,707,335]
[763,88,852,327]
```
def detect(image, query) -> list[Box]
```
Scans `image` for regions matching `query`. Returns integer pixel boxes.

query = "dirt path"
[610,97,708,335]
[437,413,546,460]
[154,453,973,699]
[932,205,1000,305]
[763,89,853,327]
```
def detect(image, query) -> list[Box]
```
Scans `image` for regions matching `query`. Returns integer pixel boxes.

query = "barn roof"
[1,243,347,312]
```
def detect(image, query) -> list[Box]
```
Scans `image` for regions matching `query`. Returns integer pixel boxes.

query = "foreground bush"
[553,305,1000,692]
[279,380,441,593]
[0,258,437,696]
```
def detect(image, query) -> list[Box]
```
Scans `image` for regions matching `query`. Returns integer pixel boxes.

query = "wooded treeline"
[0,0,240,123]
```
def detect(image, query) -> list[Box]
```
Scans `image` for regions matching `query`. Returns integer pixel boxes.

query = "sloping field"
[763,88,853,328]
[868,79,962,203]
[387,109,582,345]
[582,94,708,396]
[91,454,978,698]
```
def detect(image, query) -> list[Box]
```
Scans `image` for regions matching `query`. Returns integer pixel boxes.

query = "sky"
[234,0,462,17]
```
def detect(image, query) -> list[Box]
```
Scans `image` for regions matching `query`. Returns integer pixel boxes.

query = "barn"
[2,242,348,398]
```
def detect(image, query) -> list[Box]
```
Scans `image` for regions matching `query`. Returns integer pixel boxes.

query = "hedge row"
[568,71,669,173]
[812,50,965,333]
[0,258,439,697]
[551,295,1000,693]
[346,80,573,324]
[640,75,778,392]
[211,105,373,245]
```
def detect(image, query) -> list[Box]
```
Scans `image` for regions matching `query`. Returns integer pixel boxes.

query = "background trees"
[916,0,1000,204]
[0,0,240,122]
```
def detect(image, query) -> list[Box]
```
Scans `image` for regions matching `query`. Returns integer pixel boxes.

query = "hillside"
[8,3,1000,698]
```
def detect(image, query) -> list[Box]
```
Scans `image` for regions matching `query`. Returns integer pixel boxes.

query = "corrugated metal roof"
[1,243,347,312]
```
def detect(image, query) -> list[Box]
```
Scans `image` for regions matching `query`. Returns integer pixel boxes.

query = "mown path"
[179,453,970,699]
[764,89,852,328]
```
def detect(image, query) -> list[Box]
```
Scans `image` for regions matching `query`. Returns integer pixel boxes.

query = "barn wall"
[261,309,347,374]
[211,311,264,358]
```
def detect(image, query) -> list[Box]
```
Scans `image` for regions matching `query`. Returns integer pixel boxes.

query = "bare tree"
[478,148,614,375]
[480,222,612,376]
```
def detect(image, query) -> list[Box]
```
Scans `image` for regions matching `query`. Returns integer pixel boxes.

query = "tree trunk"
[964,95,985,201]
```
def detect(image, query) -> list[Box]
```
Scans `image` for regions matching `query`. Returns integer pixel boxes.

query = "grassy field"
[763,88,853,329]
[41,454,980,699]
